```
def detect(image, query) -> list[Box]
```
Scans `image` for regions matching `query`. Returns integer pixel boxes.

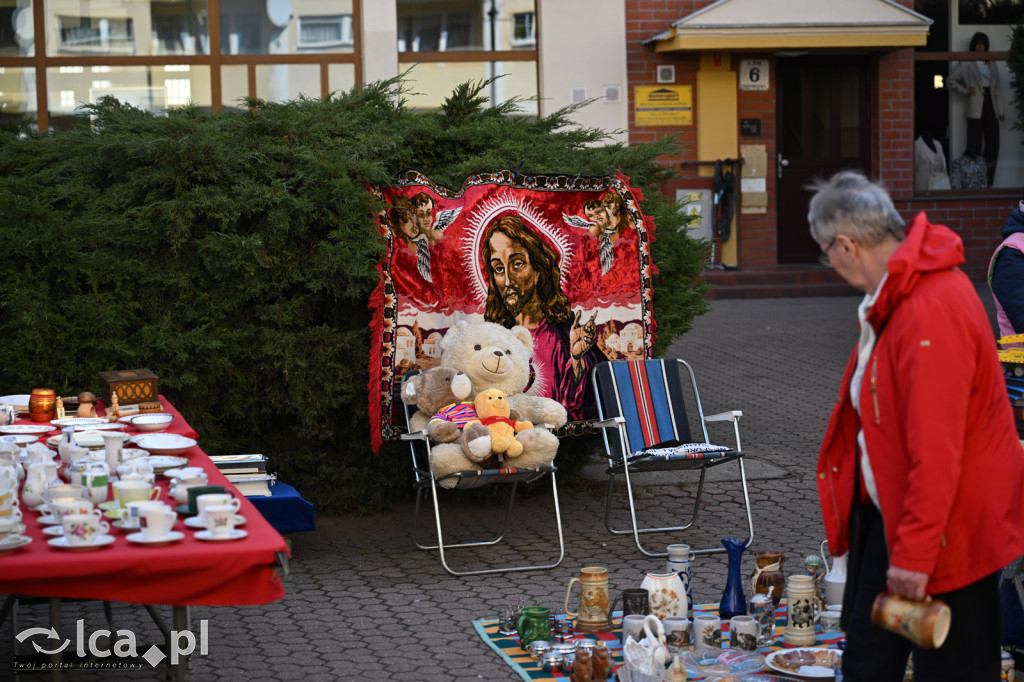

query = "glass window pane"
[47,65,212,130]
[255,64,320,102]
[329,64,356,94]
[1,0,34,57]
[46,0,210,57]
[221,65,249,110]
[221,0,353,55]
[0,66,37,128]
[810,70,832,158]
[397,0,537,52]
[780,67,802,158]
[402,61,537,115]
[838,68,860,158]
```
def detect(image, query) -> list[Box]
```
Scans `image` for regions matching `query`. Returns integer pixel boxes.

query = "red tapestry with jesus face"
[369,170,655,450]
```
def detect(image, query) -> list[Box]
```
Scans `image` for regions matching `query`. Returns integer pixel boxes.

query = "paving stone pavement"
[0,288,999,680]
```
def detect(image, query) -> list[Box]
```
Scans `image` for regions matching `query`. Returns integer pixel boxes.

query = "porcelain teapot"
[820,539,848,608]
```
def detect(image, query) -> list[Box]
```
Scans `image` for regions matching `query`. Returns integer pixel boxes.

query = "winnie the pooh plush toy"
[420,320,564,483]
[465,388,533,461]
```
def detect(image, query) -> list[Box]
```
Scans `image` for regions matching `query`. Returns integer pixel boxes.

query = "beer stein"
[871,593,950,649]
[564,566,611,633]
[784,574,821,646]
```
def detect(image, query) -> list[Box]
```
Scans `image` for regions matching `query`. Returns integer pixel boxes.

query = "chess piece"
[55,396,65,420]
[77,392,97,419]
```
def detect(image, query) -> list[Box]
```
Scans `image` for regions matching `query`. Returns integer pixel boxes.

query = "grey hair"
[807,171,905,244]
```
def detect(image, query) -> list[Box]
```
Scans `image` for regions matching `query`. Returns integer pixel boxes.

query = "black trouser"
[966,87,1000,187]
[842,504,1001,681]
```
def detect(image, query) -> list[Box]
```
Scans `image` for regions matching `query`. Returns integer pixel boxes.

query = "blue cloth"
[248,482,316,534]
[991,207,1024,334]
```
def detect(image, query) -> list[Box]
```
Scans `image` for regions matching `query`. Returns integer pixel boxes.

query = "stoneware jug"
[665,543,693,610]
[564,566,611,633]
[820,539,848,608]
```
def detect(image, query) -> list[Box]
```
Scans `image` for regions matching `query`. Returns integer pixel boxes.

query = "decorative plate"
[765,648,841,679]
[147,455,190,472]
[132,434,197,456]
[681,649,767,678]
[50,418,107,429]
[0,424,54,435]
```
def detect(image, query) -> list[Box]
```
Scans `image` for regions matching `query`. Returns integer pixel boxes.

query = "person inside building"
[809,170,1024,681]
[948,31,1004,187]
[989,199,1024,335]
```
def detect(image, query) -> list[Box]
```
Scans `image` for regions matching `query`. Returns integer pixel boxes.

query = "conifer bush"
[0,78,707,513]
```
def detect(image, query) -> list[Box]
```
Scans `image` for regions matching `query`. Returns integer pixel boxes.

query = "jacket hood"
[1003,202,1024,238]
[867,212,963,328]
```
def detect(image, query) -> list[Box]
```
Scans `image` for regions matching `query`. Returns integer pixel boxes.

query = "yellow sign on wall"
[634,85,693,127]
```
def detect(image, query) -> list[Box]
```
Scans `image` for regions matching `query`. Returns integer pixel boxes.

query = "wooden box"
[99,368,159,403]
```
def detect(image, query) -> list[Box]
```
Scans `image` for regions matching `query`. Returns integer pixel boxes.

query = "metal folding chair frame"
[401,408,565,577]
[592,358,755,557]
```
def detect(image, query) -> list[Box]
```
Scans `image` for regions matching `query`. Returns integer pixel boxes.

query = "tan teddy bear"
[465,388,533,461]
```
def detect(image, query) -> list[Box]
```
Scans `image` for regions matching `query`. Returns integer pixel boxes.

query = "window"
[298,15,354,48]
[57,16,134,54]
[397,11,476,52]
[912,1,1023,192]
[512,12,535,46]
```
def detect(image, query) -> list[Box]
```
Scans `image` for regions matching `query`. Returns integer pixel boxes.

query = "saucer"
[42,525,64,536]
[174,504,196,517]
[184,515,246,529]
[98,501,120,511]
[125,531,184,545]
[0,424,53,435]
[0,523,26,535]
[194,529,247,541]
[149,456,189,473]
[50,417,107,429]
[111,520,139,530]
[37,515,60,526]
[0,535,32,554]
[47,534,116,550]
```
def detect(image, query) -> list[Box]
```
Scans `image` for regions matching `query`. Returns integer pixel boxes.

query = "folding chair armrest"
[592,417,626,429]
[400,429,429,442]
[705,410,742,422]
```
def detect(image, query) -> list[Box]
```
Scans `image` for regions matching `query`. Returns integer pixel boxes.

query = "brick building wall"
[624,0,1017,280]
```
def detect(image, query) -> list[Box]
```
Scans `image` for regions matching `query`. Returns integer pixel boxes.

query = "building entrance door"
[776,56,870,263]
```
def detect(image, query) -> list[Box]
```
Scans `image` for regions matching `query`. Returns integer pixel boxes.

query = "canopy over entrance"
[647,0,932,52]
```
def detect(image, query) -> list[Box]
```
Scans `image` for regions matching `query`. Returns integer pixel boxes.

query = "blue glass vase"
[719,536,748,619]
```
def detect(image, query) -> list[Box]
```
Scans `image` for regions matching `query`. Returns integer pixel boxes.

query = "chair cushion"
[628,442,732,461]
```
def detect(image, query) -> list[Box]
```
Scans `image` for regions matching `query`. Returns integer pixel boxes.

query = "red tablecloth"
[0,397,287,607]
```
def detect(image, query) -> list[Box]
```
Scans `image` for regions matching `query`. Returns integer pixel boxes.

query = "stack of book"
[208,454,277,497]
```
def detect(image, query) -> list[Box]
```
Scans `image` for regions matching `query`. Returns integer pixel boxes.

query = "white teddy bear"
[422,320,565,483]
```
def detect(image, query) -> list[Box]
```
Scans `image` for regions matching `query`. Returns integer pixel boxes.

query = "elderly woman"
[810,171,1024,681]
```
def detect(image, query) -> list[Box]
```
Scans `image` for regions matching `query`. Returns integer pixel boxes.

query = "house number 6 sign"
[739,59,769,91]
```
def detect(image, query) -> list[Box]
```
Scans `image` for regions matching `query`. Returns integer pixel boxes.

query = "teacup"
[820,607,843,633]
[43,484,88,504]
[0,512,23,538]
[139,504,177,541]
[196,493,240,526]
[185,485,227,515]
[202,504,238,537]
[119,500,165,530]
[112,479,160,507]
[62,512,110,546]
[49,498,96,524]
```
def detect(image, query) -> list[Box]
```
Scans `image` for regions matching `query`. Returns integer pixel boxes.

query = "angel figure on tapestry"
[563,191,635,275]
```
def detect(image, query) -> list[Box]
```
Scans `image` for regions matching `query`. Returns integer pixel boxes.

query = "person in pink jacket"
[809,171,1024,681]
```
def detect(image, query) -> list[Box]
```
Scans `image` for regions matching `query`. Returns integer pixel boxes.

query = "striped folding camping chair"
[399,370,565,577]
[591,359,754,557]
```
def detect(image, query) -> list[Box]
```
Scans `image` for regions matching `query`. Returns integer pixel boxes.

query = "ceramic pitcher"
[0,403,17,426]
[564,566,611,633]
[821,539,848,608]
[81,461,110,506]
[22,461,58,509]
[640,571,687,620]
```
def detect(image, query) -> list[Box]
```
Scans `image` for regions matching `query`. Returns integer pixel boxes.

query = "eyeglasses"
[818,235,839,267]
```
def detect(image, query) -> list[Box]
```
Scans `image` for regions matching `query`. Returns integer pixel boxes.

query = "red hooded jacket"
[817,212,1024,594]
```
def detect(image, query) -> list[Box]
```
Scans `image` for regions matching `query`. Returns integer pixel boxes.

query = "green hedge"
[0,78,708,513]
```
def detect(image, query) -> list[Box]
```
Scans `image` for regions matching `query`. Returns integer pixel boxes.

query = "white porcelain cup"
[820,608,843,632]
[62,512,109,546]
[662,616,691,654]
[120,500,165,529]
[112,479,160,507]
[196,493,240,524]
[729,615,760,651]
[203,504,238,537]
[139,504,177,541]
[49,498,95,524]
